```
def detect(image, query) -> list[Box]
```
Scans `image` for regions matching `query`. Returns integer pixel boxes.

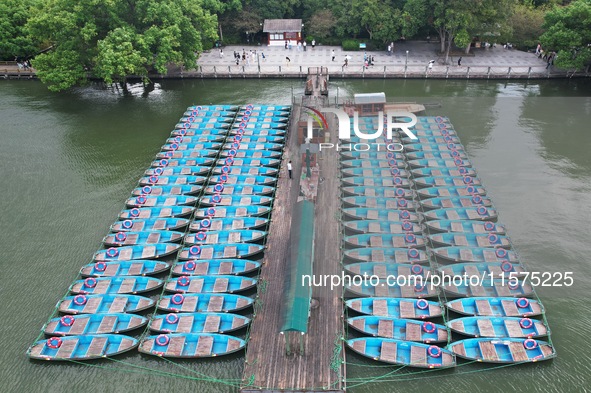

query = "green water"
[1,78,590,392]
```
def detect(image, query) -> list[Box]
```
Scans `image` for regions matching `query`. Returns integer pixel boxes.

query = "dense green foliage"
[0,0,589,90]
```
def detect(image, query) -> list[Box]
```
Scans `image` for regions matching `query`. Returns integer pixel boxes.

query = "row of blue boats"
[341,115,555,368]
[28,104,291,361]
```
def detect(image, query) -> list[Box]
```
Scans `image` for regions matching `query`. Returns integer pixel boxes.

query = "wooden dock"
[241,103,344,393]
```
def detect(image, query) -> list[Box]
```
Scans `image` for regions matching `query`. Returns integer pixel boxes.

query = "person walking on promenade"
[428,60,434,73]
[331,49,335,61]
[535,42,541,56]
[303,41,307,51]
[312,39,316,49]
[219,48,223,58]
[287,160,293,179]
[387,44,392,56]
[457,57,462,66]
[285,56,291,66]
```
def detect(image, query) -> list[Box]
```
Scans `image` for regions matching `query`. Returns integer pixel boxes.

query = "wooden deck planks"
[379,341,397,363]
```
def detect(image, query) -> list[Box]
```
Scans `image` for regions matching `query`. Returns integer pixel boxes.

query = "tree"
[27,0,218,91]
[541,0,591,69]
[0,0,40,60]
[510,3,546,49]
[344,0,403,42]
[307,9,337,40]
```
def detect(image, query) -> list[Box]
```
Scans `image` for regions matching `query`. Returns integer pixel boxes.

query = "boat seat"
[382,179,395,187]
[93,280,111,294]
[433,178,447,186]
[364,179,375,186]
[87,337,108,357]
[476,237,492,247]
[367,210,379,220]
[228,232,242,243]
[495,282,512,297]
[449,320,464,333]
[181,296,199,311]
[211,221,223,230]
[127,263,143,276]
[374,283,389,297]
[398,265,411,277]
[125,233,139,244]
[459,249,474,262]
[389,223,402,233]
[399,301,416,319]
[475,300,493,316]
[207,234,219,244]
[509,342,529,361]
[441,199,455,208]
[223,246,237,258]
[80,297,102,313]
[373,264,387,278]
[116,247,133,261]
[56,339,79,359]
[166,336,186,357]
[188,278,204,293]
[350,318,365,332]
[177,315,194,332]
[194,262,209,275]
[160,208,173,217]
[118,278,136,294]
[68,318,89,335]
[218,261,234,275]
[242,186,253,195]
[466,210,482,220]
[405,321,421,341]
[240,197,253,205]
[379,341,398,363]
[366,199,377,208]
[470,283,487,297]
[504,319,524,338]
[476,319,496,337]
[97,315,118,334]
[104,263,120,276]
[244,177,256,185]
[463,265,480,279]
[446,211,461,220]
[196,336,214,356]
[352,339,366,354]
[140,245,156,259]
[364,189,376,197]
[226,338,242,353]
[232,220,245,230]
[235,208,248,217]
[488,265,503,277]
[482,249,498,262]
[453,235,469,247]
[410,345,427,366]
[373,299,389,316]
[453,342,467,357]
[207,296,224,312]
[371,249,385,262]
[478,341,499,361]
[200,248,214,259]
[400,284,416,298]
[213,278,229,292]
[392,237,406,248]
[369,236,383,247]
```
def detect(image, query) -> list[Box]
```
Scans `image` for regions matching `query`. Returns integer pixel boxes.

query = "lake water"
[1,78,590,392]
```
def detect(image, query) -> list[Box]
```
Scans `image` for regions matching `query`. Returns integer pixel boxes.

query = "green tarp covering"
[281,200,314,333]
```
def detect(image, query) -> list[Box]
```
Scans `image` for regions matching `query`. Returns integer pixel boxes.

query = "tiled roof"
[263,19,303,33]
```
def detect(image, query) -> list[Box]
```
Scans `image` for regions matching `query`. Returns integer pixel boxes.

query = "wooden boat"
[212,165,279,177]
[420,196,493,210]
[342,186,413,199]
[404,143,465,153]
[219,149,282,159]
[69,276,164,295]
[165,275,257,293]
[341,176,412,188]
[417,185,487,198]
[28,334,139,361]
[139,333,245,358]
[447,316,549,338]
[199,195,273,207]
[125,195,197,208]
[428,233,511,249]
[216,157,281,168]
[58,294,155,314]
[442,279,534,298]
[422,207,498,222]
[438,262,527,279]
[203,184,275,196]
[189,217,269,232]
[180,110,236,118]
[158,293,254,313]
[344,234,427,249]
[414,176,481,188]
[344,247,428,264]
[347,338,456,368]
[341,168,410,178]
[406,150,468,160]
[155,150,219,159]
[447,338,556,363]
[222,142,283,151]
[161,142,222,152]
[165,135,226,144]
[144,165,210,177]
[118,206,195,220]
[424,220,506,235]
[342,208,419,222]
[340,151,404,161]
[111,218,189,232]
[80,260,171,277]
[209,174,277,186]
[131,185,202,196]
[138,175,206,186]
[172,259,261,276]
[103,231,184,246]
[346,297,443,319]
[348,316,448,343]
[45,313,148,336]
[341,159,407,169]
[151,157,215,167]
[193,205,271,219]
[432,247,519,264]
[346,281,438,298]
[183,105,238,113]
[178,243,265,260]
[411,167,477,178]
[345,262,430,280]
[342,196,416,210]
[343,220,422,235]
[94,243,181,261]
[149,312,250,334]
[184,230,267,245]
[445,297,544,317]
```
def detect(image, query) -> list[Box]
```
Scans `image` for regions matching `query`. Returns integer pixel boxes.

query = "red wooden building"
[262,19,303,46]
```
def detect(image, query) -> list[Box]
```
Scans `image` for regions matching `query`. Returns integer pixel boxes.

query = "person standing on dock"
[287,160,293,179]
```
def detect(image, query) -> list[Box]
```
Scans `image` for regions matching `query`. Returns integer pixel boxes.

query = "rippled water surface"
[1,78,590,392]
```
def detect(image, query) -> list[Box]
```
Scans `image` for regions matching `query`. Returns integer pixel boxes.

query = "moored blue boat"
[417,185,487,198]
[144,165,210,177]
[420,196,493,210]
[58,294,156,314]
[219,149,282,159]
[69,276,164,295]
[156,149,218,159]
[347,337,456,368]
[189,217,269,231]
[341,176,412,188]
[218,156,281,168]
[199,194,273,207]
[432,247,519,264]
[125,195,197,208]
[422,207,498,222]
[424,219,505,235]
[209,174,277,186]
[226,135,285,144]
[94,243,181,261]
[447,338,556,363]
[165,135,226,144]
[139,333,246,358]
[184,230,267,245]
[341,159,407,169]
[345,262,430,279]
[119,206,195,219]
[344,247,428,264]
[172,125,230,134]
[230,125,287,133]
[178,243,265,260]
[343,220,422,235]
[139,175,206,186]
[28,334,139,361]
[194,205,271,219]
[346,297,443,319]
[342,186,413,199]
[165,275,257,293]
[172,259,261,276]
[149,312,250,334]
[402,135,461,145]
[44,313,148,336]
[342,208,419,222]
[404,143,465,152]
[348,316,448,343]
[406,150,468,160]
[131,185,202,196]
[342,196,416,210]
[344,233,427,249]
[203,184,275,196]
[161,142,222,152]
[80,260,171,277]
[111,218,190,232]
[429,233,511,249]
[447,316,549,338]
[151,157,215,167]
[341,168,410,178]
[438,262,526,279]
[222,142,283,151]
[442,279,534,298]
[445,297,544,317]
[410,167,476,177]
[212,165,279,177]
[340,151,405,160]
[158,293,254,313]
[413,175,481,188]
[103,230,183,246]
[346,281,438,298]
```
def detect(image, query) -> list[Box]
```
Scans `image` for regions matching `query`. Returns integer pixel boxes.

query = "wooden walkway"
[241,102,344,393]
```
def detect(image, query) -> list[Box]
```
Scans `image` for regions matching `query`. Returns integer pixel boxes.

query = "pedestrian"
[297,41,302,52]
[387,44,392,56]
[343,56,349,67]
[428,60,434,73]
[535,42,541,56]
[285,56,291,65]
[311,39,315,49]
[538,49,544,59]
[331,49,335,62]
[546,55,552,69]
[285,40,288,49]
[457,57,462,66]
[261,52,266,61]
[219,48,223,58]
[303,41,307,51]
[390,42,394,54]
[287,160,293,179]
